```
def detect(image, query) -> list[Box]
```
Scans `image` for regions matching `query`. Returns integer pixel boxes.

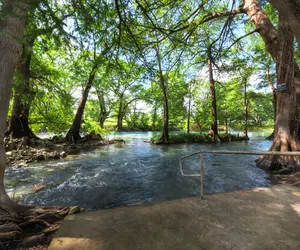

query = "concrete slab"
[48,185,300,250]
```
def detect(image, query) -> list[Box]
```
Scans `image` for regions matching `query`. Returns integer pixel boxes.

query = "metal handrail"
[179,150,300,199]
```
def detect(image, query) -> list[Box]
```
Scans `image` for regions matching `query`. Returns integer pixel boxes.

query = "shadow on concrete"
[49,185,300,250]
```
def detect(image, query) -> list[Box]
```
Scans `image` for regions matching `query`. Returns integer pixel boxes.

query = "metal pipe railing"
[179,150,300,199]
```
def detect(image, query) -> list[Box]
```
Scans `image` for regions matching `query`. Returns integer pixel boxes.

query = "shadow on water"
[5,131,272,209]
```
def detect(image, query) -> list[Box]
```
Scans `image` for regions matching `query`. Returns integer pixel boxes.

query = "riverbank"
[4,134,121,168]
[151,132,249,144]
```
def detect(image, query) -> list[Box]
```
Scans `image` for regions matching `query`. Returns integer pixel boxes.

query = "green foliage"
[8,0,279,138]
[126,112,152,131]
[151,132,247,144]
[82,117,109,136]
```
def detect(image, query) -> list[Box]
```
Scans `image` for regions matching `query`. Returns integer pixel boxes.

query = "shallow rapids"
[5,132,272,209]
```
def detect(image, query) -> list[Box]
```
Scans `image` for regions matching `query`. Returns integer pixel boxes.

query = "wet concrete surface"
[49,185,300,250]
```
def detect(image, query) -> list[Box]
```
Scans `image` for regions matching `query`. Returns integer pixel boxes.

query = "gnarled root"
[0,204,79,250]
[256,138,300,173]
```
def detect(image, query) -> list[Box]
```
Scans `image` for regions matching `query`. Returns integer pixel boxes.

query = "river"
[4,131,272,209]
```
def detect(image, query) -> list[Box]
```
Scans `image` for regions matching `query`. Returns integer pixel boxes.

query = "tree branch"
[221,28,258,57]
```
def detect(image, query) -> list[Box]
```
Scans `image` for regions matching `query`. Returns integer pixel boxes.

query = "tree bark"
[117,98,124,131]
[152,105,158,131]
[256,14,300,171]
[96,88,110,128]
[0,0,32,208]
[243,0,279,61]
[243,0,300,170]
[155,47,169,144]
[116,97,139,131]
[160,90,169,143]
[267,0,300,46]
[243,0,300,99]
[196,121,202,132]
[66,44,110,142]
[66,66,96,142]
[6,39,39,139]
[16,40,34,119]
[99,112,109,129]
[208,48,219,141]
[187,83,192,134]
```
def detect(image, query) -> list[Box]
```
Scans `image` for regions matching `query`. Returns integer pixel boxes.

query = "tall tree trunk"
[243,0,278,62]
[152,105,157,131]
[116,97,138,132]
[208,48,219,141]
[196,121,202,132]
[132,100,138,129]
[17,40,34,119]
[242,81,250,140]
[243,0,300,103]
[66,44,110,142]
[155,47,169,144]
[6,39,39,139]
[243,0,300,168]
[66,67,96,142]
[267,0,300,46]
[96,89,109,128]
[0,0,31,209]
[99,112,108,129]
[160,91,169,143]
[256,14,300,171]
[117,99,124,131]
[187,83,192,134]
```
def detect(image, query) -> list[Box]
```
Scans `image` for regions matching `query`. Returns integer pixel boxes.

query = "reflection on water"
[5,131,272,209]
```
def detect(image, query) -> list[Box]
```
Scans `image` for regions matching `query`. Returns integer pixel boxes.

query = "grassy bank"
[151,132,249,144]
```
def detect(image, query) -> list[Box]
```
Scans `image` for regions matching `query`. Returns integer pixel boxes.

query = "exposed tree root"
[16,233,46,249]
[0,204,81,250]
[256,138,300,172]
[208,130,221,143]
[158,132,170,145]
[0,223,22,233]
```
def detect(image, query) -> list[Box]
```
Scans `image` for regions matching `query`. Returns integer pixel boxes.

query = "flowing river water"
[5,132,272,209]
